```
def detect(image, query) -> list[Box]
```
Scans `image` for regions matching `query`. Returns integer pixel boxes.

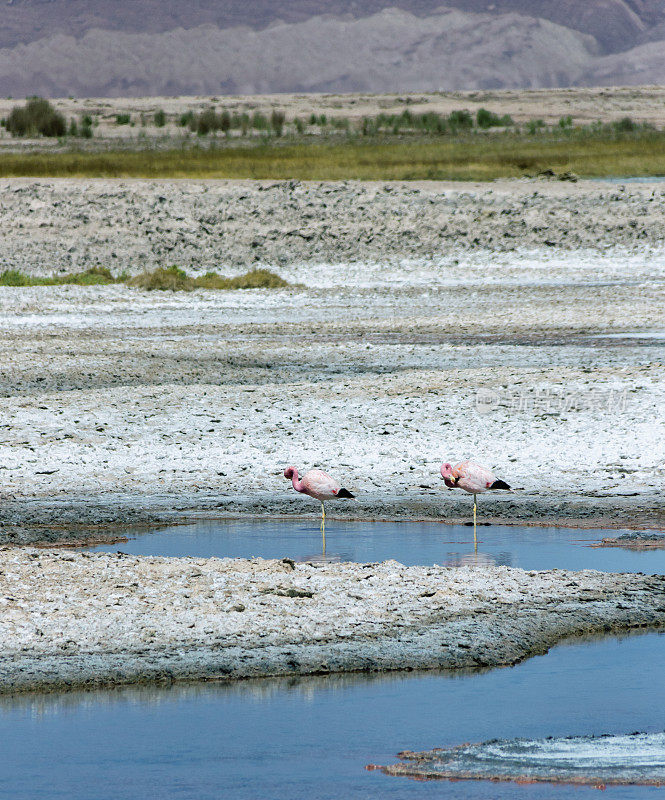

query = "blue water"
[0,632,663,800]
[86,518,665,574]
[597,177,665,183]
[3,520,663,799]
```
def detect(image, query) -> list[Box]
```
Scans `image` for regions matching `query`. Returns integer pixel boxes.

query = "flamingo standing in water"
[440,460,511,544]
[284,466,355,551]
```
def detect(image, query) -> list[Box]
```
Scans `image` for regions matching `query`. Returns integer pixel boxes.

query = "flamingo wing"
[454,460,497,493]
[301,469,341,500]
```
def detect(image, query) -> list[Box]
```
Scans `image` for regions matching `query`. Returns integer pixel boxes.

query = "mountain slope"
[0,1,664,96]
[0,8,600,97]
[2,0,664,51]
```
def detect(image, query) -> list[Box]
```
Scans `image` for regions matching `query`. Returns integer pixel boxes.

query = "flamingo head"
[283,466,298,480]
[440,462,457,487]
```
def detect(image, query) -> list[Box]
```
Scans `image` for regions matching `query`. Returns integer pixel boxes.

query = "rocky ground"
[1,549,664,693]
[0,179,663,542]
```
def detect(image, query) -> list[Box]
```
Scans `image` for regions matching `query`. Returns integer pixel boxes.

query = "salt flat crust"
[1,550,664,693]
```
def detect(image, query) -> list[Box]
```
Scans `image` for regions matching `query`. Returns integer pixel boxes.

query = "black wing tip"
[490,479,511,491]
[337,488,355,498]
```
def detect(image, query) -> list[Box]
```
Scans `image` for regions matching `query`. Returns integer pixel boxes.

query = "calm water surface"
[87,518,665,574]
[1,633,664,800]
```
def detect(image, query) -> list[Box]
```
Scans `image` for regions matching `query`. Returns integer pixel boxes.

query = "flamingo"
[440,460,511,543]
[284,466,355,551]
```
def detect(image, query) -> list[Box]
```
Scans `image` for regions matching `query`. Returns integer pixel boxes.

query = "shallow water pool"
[86,518,665,574]
[1,632,664,800]
[17,521,664,797]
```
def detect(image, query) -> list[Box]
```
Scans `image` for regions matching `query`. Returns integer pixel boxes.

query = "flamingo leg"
[321,501,326,555]
[473,495,477,551]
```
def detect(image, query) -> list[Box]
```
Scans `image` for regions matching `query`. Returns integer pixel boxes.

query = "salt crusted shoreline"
[0,178,663,543]
[1,550,664,694]
[2,491,664,548]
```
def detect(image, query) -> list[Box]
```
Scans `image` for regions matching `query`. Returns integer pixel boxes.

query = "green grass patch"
[127,266,194,291]
[0,265,291,291]
[0,266,118,286]
[1,131,665,180]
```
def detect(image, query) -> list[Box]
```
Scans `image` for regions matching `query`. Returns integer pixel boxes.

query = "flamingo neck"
[290,469,306,493]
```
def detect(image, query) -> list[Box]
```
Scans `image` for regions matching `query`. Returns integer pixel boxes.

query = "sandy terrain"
[3,86,665,148]
[0,178,663,542]
[1,550,664,692]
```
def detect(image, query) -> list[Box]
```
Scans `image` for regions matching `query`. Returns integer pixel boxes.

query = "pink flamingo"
[440,460,511,536]
[284,466,355,549]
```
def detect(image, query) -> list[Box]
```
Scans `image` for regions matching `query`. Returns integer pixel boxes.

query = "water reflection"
[0,664,497,717]
[296,550,344,564]
[439,550,507,568]
[84,518,665,574]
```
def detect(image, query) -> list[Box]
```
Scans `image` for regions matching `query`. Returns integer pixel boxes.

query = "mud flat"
[1,549,664,693]
[0,178,663,542]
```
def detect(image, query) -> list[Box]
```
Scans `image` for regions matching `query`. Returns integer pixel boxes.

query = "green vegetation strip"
[0,266,290,290]
[1,135,665,180]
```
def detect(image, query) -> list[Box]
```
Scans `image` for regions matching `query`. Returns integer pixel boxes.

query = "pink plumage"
[440,460,510,494]
[284,466,355,501]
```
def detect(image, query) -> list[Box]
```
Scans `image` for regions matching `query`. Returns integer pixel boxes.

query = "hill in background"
[1,0,665,96]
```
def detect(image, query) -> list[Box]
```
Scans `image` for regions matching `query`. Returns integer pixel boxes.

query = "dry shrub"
[195,268,290,289]
[127,266,194,291]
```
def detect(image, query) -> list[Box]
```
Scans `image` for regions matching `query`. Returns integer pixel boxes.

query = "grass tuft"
[194,268,290,290]
[0,269,37,286]
[57,266,118,285]
[0,266,118,286]
[0,266,290,291]
[127,266,291,291]
[127,266,194,291]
